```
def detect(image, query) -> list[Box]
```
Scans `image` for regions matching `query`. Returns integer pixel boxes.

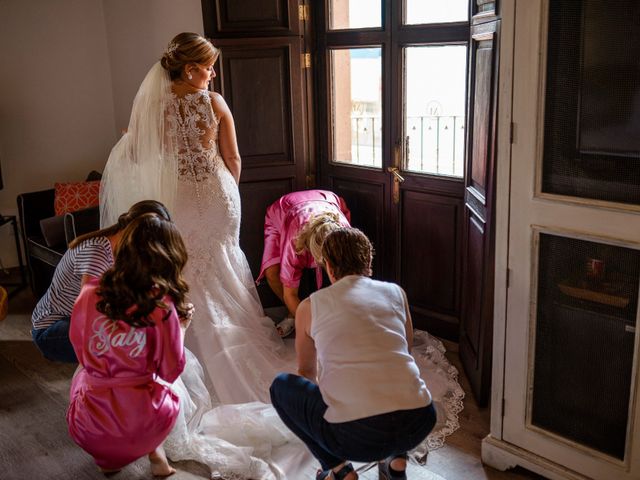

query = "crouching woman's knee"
[269,372,293,406]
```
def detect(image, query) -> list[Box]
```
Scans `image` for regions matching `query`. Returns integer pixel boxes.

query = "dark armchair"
[17,172,101,298]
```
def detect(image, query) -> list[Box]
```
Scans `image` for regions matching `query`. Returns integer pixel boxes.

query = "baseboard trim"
[481,435,589,480]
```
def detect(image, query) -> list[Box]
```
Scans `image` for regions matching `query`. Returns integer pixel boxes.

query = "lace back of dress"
[166,90,221,183]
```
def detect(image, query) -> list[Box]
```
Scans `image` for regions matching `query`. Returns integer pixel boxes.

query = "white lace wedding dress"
[159,89,464,479]
[168,91,293,404]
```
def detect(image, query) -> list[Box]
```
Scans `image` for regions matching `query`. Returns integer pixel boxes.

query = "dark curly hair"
[96,213,189,327]
[321,227,374,280]
[69,199,171,249]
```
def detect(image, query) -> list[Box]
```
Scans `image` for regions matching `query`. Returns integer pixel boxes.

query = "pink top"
[258,190,351,289]
[66,279,185,469]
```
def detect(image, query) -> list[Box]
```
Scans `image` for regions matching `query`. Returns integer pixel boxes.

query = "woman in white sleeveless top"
[270,227,437,480]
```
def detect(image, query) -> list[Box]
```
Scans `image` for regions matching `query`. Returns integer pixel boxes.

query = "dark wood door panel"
[460,207,494,400]
[459,15,500,405]
[239,164,304,184]
[401,189,462,339]
[216,38,305,172]
[328,175,387,279]
[468,22,498,200]
[239,177,294,307]
[228,52,289,161]
[202,0,300,36]
[460,210,485,362]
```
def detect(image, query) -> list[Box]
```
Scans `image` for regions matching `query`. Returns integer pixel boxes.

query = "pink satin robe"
[257,190,351,289]
[66,279,185,469]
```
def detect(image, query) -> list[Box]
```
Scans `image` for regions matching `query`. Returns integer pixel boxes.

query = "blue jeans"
[270,373,437,471]
[32,318,77,363]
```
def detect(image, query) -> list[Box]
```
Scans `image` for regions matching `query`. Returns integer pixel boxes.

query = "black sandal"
[316,462,355,480]
[378,453,408,480]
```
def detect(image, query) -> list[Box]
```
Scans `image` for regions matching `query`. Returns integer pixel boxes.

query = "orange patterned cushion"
[54,180,101,216]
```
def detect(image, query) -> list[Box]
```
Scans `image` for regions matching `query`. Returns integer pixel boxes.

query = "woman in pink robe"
[257,190,351,336]
[66,213,190,475]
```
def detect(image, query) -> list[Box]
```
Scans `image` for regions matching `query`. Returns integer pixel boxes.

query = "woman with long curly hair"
[66,213,191,476]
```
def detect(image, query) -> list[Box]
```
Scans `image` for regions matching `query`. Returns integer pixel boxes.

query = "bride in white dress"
[100,32,463,479]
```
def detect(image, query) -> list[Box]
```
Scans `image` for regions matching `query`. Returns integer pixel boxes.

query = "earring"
[188,73,193,80]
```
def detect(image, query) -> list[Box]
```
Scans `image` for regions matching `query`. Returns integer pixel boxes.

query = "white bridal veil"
[100,62,178,227]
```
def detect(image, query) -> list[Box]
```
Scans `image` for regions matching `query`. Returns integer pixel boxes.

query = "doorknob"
[387,167,404,205]
[387,166,405,183]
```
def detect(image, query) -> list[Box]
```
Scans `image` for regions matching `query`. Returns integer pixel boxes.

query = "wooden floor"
[0,281,543,480]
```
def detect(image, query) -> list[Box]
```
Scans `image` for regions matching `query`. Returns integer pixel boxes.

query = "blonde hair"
[294,212,342,266]
[160,32,219,80]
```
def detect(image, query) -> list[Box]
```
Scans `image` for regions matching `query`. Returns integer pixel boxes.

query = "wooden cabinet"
[483,1,640,478]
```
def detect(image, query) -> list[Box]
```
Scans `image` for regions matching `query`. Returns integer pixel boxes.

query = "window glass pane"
[329,0,381,30]
[405,45,467,177]
[405,0,468,25]
[331,48,382,167]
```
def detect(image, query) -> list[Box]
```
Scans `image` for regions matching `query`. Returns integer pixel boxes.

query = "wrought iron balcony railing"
[346,114,465,176]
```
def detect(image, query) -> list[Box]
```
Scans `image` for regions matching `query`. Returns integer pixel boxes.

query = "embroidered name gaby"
[90,316,147,357]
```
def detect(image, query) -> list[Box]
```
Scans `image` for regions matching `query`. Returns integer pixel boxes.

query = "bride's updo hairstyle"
[160,32,219,80]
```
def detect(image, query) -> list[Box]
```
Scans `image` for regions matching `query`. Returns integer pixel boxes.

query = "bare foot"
[390,456,406,472]
[149,446,176,477]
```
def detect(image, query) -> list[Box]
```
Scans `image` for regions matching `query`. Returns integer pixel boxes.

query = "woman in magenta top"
[257,190,351,335]
[67,213,191,476]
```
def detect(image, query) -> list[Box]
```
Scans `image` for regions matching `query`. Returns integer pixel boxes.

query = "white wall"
[0,0,116,267]
[102,0,204,133]
[0,0,203,268]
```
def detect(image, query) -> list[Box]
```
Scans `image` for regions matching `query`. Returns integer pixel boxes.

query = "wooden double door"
[203,0,499,404]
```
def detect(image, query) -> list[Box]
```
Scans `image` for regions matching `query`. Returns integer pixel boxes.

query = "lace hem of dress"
[411,330,465,461]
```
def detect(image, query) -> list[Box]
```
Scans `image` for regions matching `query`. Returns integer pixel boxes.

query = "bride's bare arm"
[210,92,241,184]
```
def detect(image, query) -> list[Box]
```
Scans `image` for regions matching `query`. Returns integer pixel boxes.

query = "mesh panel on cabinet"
[531,233,639,460]
[542,0,640,205]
